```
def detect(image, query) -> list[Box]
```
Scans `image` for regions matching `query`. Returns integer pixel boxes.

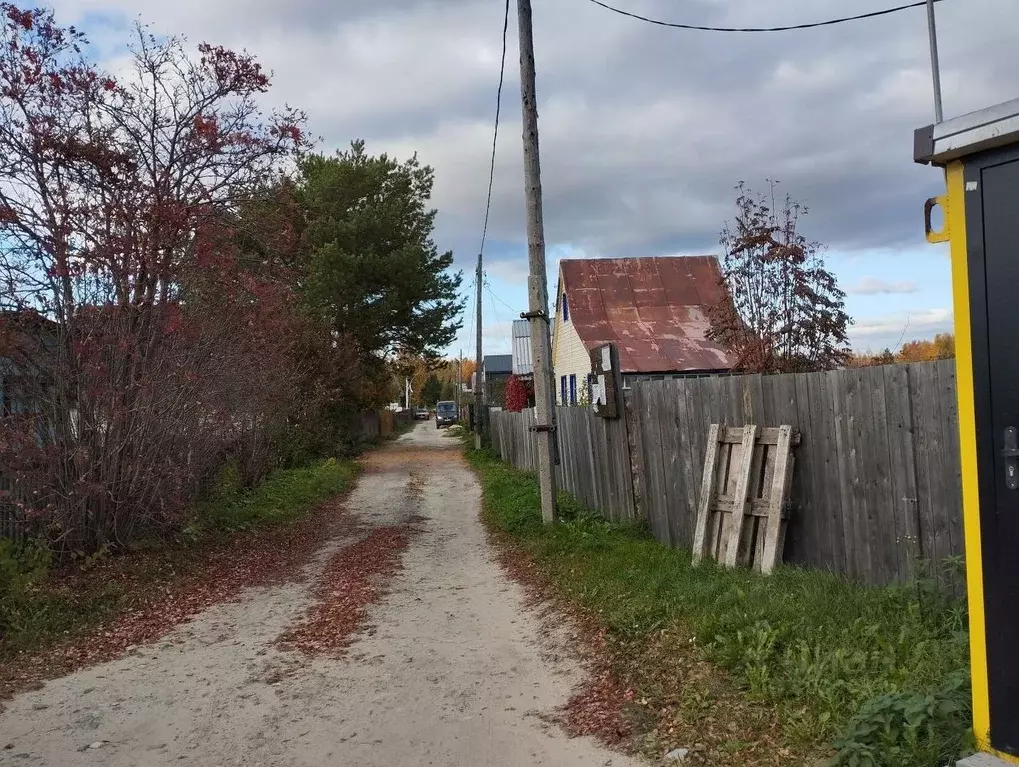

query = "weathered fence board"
[489,360,964,586]
[636,361,965,585]
[490,405,635,523]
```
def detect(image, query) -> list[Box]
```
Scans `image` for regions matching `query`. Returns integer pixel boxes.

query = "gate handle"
[924,195,950,244]
[1004,427,1019,491]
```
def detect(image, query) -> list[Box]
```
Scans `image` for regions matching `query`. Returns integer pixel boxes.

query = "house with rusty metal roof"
[551,256,734,405]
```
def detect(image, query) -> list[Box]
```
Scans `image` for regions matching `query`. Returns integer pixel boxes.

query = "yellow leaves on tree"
[848,332,955,368]
[898,332,955,363]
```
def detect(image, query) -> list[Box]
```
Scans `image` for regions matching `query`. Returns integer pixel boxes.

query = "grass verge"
[1,458,358,667]
[464,443,972,767]
[201,459,359,532]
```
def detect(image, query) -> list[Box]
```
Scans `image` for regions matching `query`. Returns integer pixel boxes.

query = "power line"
[484,282,516,349]
[479,0,511,255]
[484,276,520,317]
[583,0,946,32]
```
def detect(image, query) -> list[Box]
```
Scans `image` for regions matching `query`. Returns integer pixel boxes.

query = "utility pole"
[474,254,483,450]
[925,0,943,123]
[517,0,557,524]
[457,349,462,414]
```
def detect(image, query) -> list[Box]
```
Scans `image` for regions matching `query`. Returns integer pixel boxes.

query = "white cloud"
[485,258,529,287]
[851,308,953,351]
[42,0,1018,351]
[49,0,1019,271]
[848,277,920,295]
[481,320,514,354]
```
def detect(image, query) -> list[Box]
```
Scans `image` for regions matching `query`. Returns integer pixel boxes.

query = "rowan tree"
[708,182,852,374]
[0,7,309,550]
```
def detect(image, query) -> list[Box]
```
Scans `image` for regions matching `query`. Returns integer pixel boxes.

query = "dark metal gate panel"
[965,145,1019,753]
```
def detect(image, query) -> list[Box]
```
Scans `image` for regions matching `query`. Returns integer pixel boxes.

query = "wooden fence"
[489,360,963,586]
[362,412,382,440]
[490,406,635,522]
[367,409,413,440]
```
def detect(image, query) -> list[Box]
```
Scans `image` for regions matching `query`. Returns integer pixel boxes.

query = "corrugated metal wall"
[511,320,533,376]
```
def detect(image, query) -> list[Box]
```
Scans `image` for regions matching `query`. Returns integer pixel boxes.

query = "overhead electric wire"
[484,281,516,350]
[484,277,520,317]
[583,0,945,32]
[478,0,511,256]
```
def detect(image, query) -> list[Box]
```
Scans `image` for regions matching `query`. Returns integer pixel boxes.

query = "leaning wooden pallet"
[691,424,799,574]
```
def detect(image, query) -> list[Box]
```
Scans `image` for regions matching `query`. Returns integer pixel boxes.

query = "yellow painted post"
[941,162,993,756]
[917,103,1019,764]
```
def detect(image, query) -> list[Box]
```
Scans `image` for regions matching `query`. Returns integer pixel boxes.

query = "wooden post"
[474,253,483,450]
[517,0,557,523]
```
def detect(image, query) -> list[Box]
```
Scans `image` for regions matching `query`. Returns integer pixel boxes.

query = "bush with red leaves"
[504,374,532,412]
[0,6,336,555]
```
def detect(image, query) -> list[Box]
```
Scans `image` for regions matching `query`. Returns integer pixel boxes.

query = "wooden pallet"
[692,424,799,573]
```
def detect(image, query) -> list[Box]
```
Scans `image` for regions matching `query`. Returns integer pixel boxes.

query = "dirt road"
[0,422,639,766]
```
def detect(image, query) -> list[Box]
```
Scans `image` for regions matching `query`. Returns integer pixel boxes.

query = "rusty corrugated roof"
[558,256,733,374]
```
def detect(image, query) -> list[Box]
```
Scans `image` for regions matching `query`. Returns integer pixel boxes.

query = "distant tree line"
[849,333,955,368]
[395,357,474,408]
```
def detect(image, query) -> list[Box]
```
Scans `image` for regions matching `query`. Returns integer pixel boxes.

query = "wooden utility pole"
[474,254,483,450]
[925,0,943,123]
[516,0,557,523]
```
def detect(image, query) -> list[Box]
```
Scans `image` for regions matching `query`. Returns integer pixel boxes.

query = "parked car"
[435,400,458,429]
[414,406,430,420]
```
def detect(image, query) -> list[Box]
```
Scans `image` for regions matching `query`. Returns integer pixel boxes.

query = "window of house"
[569,374,577,405]
[560,375,567,404]
[562,292,569,322]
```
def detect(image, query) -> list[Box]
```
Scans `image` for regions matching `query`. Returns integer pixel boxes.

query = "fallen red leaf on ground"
[275,523,417,658]
[481,523,635,750]
[0,495,355,705]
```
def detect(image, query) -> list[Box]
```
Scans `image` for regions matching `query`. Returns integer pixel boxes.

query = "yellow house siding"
[551,272,591,405]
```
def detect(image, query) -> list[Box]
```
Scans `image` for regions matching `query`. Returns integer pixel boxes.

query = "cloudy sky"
[37,0,1019,355]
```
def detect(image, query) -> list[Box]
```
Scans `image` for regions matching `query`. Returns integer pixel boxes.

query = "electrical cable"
[484,277,521,317]
[489,305,513,352]
[484,280,516,351]
[479,0,511,255]
[583,0,945,33]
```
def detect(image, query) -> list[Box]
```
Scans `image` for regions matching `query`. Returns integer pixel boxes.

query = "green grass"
[0,536,127,661]
[201,458,359,531]
[465,443,973,766]
[1,458,359,661]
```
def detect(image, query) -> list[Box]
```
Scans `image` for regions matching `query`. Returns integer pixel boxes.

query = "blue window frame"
[562,292,569,321]
[569,374,577,404]
[560,375,567,404]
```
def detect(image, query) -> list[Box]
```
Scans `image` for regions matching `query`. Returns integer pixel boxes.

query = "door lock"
[1003,427,1019,490]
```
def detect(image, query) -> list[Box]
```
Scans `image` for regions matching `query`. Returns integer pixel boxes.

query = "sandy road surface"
[0,422,639,766]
